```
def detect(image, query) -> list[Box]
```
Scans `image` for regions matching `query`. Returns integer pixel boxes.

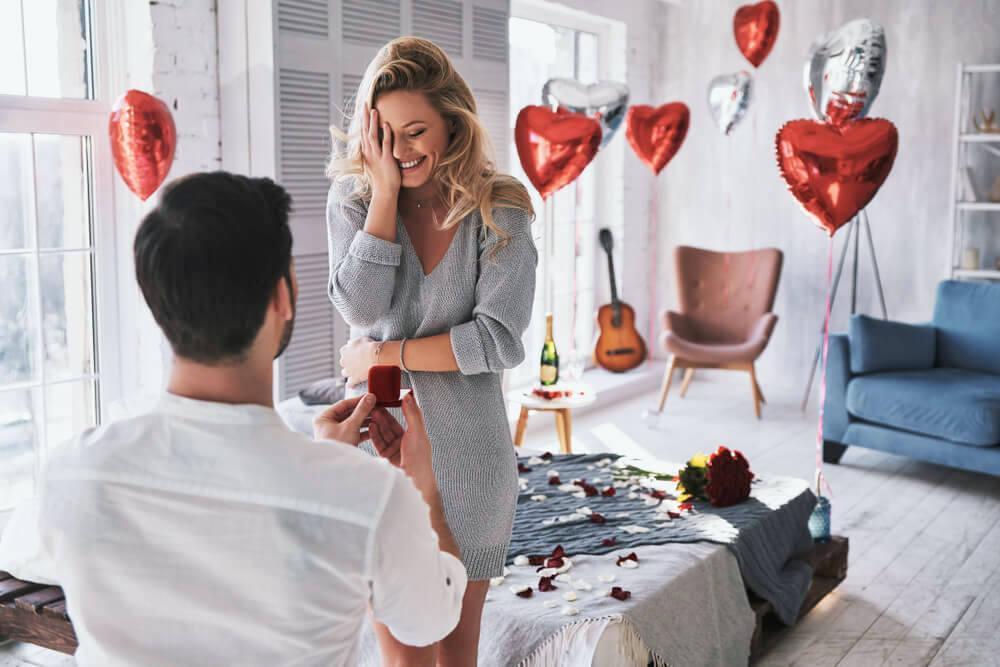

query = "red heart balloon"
[625,103,689,175]
[109,90,177,201]
[775,119,898,236]
[515,106,601,199]
[733,1,780,68]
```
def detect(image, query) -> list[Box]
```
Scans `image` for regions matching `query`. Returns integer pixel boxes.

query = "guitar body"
[594,302,647,373]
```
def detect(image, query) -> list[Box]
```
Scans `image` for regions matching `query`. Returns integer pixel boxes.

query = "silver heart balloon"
[542,78,630,148]
[707,71,753,135]
[804,18,887,126]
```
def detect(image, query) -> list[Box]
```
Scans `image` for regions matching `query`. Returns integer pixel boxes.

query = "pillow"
[849,315,936,375]
[298,377,346,406]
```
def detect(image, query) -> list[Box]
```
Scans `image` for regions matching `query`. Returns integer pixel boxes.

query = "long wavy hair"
[327,37,533,251]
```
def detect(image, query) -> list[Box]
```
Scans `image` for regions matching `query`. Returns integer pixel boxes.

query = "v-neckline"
[399,217,462,279]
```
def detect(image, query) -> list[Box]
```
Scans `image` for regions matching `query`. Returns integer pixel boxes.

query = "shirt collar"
[156,392,288,426]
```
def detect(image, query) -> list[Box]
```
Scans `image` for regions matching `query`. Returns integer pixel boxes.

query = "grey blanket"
[509,453,816,625]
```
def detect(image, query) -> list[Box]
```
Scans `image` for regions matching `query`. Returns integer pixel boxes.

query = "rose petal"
[538,575,557,592]
[543,599,559,608]
[650,489,668,500]
[551,545,567,559]
[667,511,681,519]
[601,537,618,547]
[531,494,547,502]
[598,574,616,583]
[514,555,530,566]
[601,486,616,497]
[518,462,531,473]
[548,475,562,486]
[511,585,533,598]
[544,556,565,569]
[561,605,579,616]
[620,525,651,534]
[576,506,593,516]
[590,512,607,524]
[528,456,544,465]
[555,573,573,583]
[540,452,554,460]
[573,579,593,591]
[489,576,505,587]
[547,469,560,478]
[610,586,632,601]
[572,491,587,498]
[562,591,578,602]
[679,502,694,511]
[616,552,640,567]
[558,483,578,492]
[528,555,546,566]
[619,560,639,569]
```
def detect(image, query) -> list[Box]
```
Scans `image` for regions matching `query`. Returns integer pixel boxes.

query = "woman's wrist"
[376,340,403,367]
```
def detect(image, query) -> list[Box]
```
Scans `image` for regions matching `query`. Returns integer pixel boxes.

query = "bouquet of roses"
[676,446,754,507]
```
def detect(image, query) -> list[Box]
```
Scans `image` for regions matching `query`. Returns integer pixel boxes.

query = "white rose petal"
[619,560,639,569]
[514,555,530,566]
[621,525,652,534]
[561,605,580,616]
[573,580,593,591]
[547,469,560,478]
[644,497,661,507]
[562,591,578,602]
[556,557,574,574]
[627,492,639,500]
[558,483,578,492]
[614,481,630,489]
[510,585,532,596]
[489,576,505,587]
[531,494,547,502]
[555,573,573,583]
[503,566,511,576]
[615,512,631,518]
[576,506,593,516]
[586,465,596,470]
[538,567,559,578]
[528,456,544,465]
[598,574,616,583]
[572,491,587,499]
[485,593,493,602]
[543,599,559,608]
[597,458,613,468]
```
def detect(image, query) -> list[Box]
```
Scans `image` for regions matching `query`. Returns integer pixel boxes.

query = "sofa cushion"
[933,280,1000,375]
[849,315,935,374]
[846,368,1000,447]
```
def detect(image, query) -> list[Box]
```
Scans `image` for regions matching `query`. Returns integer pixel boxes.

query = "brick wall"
[149,0,222,175]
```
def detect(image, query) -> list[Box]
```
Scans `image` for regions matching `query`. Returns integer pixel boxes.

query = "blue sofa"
[822,280,1000,476]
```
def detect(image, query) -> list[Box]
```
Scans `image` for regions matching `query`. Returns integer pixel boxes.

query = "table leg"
[555,409,572,454]
[514,407,529,446]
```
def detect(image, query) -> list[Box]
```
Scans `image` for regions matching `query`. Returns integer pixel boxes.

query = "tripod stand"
[800,208,888,411]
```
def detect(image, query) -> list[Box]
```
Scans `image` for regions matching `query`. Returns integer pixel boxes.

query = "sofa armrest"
[848,315,936,374]
[822,333,852,443]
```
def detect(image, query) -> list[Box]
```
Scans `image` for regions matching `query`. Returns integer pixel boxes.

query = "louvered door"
[273,0,511,399]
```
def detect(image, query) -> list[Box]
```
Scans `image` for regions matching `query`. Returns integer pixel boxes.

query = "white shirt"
[0,393,467,666]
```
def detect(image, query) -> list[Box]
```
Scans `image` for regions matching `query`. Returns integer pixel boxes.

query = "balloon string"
[572,181,581,357]
[815,237,835,498]
[647,182,659,357]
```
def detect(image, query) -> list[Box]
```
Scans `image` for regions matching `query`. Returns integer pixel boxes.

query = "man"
[0,172,466,665]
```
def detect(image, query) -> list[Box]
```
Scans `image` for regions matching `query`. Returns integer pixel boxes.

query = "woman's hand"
[361,107,401,198]
[340,336,378,387]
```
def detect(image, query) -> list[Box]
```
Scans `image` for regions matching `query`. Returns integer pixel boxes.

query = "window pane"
[23,0,93,99]
[41,252,95,380]
[0,388,41,511]
[36,134,91,249]
[45,379,96,450]
[0,2,27,95]
[577,32,599,83]
[0,256,38,385]
[0,133,35,251]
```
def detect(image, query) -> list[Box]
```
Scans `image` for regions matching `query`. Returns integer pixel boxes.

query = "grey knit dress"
[326,180,537,580]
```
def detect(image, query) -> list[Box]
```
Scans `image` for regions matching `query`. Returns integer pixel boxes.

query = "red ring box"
[369,364,403,408]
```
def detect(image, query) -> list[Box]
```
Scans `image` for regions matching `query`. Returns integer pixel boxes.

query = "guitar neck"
[605,250,620,306]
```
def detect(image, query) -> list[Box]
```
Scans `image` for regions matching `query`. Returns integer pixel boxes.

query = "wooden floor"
[3,368,999,666]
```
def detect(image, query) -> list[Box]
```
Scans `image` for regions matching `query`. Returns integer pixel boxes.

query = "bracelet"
[373,340,385,365]
[399,338,411,373]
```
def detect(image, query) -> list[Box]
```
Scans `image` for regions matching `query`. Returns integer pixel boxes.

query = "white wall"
[654,0,1000,388]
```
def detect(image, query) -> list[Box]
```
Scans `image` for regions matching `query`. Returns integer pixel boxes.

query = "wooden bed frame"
[0,536,848,659]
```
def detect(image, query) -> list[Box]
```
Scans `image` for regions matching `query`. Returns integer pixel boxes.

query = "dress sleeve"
[368,471,468,646]
[449,206,538,375]
[326,182,402,328]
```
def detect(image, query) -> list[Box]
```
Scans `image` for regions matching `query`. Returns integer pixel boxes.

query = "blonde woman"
[326,37,536,664]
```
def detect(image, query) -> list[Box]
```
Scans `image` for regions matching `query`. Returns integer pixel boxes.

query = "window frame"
[508,0,626,389]
[0,0,132,513]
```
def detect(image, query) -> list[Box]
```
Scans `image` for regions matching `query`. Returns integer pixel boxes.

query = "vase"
[809,495,832,542]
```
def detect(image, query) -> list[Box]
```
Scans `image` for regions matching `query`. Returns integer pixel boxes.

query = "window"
[508,5,623,388]
[0,0,119,511]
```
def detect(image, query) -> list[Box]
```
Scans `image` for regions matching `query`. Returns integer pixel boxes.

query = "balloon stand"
[800,208,888,411]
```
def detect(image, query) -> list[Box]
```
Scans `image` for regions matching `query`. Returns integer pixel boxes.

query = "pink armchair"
[657,246,783,418]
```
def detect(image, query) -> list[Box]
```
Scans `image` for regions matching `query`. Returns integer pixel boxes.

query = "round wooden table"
[506,385,596,453]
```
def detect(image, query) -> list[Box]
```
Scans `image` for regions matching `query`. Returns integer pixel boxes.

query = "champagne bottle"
[540,313,559,386]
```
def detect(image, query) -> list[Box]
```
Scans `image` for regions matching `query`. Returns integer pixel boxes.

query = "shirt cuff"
[349,230,402,266]
[450,320,489,375]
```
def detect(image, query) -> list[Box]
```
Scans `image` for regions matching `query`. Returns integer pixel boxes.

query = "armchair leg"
[679,369,695,398]
[657,356,678,413]
[754,378,766,404]
[823,440,848,464]
[748,364,762,419]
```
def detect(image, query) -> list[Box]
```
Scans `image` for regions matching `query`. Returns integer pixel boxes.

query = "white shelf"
[960,133,1000,143]
[953,269,1000,280]
[963,64,1000,73]
[957,202,1000,212]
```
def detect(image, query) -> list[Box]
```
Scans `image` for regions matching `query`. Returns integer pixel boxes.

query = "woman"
[325,37,536,665]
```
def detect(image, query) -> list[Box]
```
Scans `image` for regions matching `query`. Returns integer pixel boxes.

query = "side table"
[506,386,596,453]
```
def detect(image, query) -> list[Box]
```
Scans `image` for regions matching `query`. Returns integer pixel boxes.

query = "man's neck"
[167,356,274,408]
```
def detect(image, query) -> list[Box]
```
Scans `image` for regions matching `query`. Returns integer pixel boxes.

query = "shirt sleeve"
[326,181,402,328]
[449,206,538,375]
[369,471,468,646]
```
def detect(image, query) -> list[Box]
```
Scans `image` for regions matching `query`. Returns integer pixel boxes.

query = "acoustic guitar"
[594,228,647,372]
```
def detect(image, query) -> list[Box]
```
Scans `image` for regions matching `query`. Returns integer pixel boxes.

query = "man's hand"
[312,394,376,445]
[369,394,436,493]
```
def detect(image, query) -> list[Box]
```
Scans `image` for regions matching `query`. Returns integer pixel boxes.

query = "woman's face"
[374,90,450,190]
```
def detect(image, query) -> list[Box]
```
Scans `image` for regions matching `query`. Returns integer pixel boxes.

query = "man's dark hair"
[134,171,293,363]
